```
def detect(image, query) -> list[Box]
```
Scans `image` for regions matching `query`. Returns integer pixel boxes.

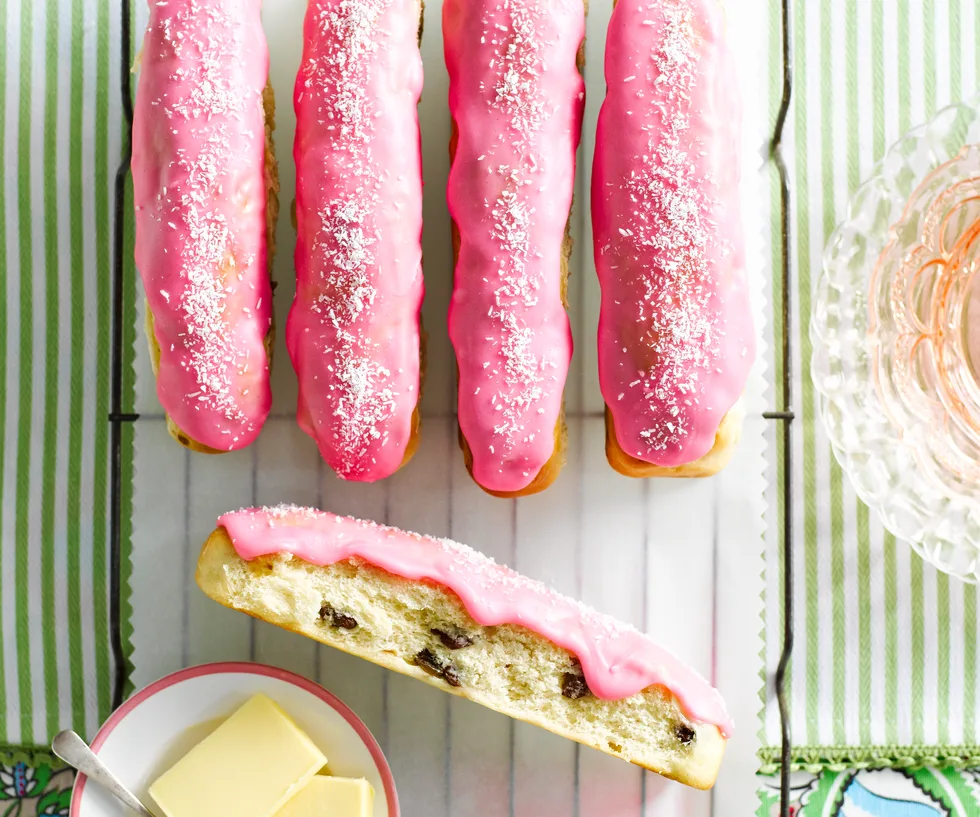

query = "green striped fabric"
[762,0,980,771]
[0,0,135,757]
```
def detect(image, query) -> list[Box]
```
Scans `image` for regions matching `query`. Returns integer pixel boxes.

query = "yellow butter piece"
[276,776,375,817]
[149,694,327,817]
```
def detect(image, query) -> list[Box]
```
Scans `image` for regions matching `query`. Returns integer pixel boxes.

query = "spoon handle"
[52,730,156,817]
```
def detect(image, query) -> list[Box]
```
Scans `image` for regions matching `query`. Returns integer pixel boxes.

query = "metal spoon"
[52,729,156,816]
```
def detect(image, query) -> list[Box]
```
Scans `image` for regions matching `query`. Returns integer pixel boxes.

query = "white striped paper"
[129,0,768,814]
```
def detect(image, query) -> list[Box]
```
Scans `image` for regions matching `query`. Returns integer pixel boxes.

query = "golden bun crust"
[599,0,745,479]
[400,322,425,470]
[449,212,569,498]
[398,5,426,472]
[284,191,423,473]
[456,399,567,498]
[604,401,744,479]
[145,83,280,454]
[447,30,582,498]
[289,14,425,477]
[196,526,726,789]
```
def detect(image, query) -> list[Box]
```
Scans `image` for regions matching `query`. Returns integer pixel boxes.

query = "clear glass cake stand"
[813,100,980,583]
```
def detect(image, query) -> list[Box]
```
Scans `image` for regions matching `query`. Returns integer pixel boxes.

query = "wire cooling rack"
[106,1,796,814]
[765,2,795,813]
[108,0,134,719]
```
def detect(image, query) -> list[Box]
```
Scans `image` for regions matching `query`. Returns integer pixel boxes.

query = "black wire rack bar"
[109,0,136,714]
[107,0,797,813]
[769,0,795,814]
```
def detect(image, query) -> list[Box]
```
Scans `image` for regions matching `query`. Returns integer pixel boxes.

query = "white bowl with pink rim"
[70,662,399,817]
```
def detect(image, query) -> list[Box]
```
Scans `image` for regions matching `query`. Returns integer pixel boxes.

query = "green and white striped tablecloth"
[0,0,135,760]
[761,0,980,772]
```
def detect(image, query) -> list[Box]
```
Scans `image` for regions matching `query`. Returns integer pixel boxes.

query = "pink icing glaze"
[592,0,754,467]
[444,0,583,492]
[288,0,425,482]
[132,0,273,451]
[218,505,734,736]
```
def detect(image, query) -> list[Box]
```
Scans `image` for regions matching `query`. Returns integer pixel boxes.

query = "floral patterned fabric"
[0,763,72,817]
[5,760,980,817]
[758,768,980,816]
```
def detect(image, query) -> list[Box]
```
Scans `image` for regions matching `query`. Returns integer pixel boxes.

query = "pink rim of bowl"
[70,661,399,817]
